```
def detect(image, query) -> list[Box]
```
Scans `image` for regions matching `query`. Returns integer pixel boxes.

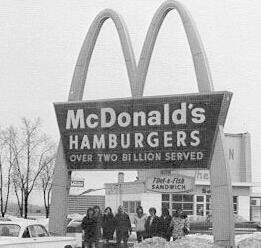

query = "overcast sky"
[1,0,261,205]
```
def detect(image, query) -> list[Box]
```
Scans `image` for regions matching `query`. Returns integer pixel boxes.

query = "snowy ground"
[5,215,261,247]
[133,233,261,248]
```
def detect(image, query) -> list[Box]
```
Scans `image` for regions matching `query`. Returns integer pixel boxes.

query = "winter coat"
[102,214,115,240]
[170,216,190,239]
[81,216,98,242]
[145,216,161,238]
[134,214,147,232]
[159,215,172,240]
[114,212,132,238]
[94,213,102,239]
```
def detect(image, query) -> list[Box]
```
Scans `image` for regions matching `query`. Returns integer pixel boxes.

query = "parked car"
[66,215,137,247]
[189,214,261,234]
[66,217,84,248]
[0,218,76,248]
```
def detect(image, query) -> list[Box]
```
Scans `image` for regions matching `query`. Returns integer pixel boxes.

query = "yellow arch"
[136,0,214,96]
[68,1,214,100]
[68,8,137,101]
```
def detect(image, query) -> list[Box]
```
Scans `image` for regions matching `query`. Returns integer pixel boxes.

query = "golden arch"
[49,1,235,246]
[136,0,214,96]
[68,0,213,101]
[69,9,137,100]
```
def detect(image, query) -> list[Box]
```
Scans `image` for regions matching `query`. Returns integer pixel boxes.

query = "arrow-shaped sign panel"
[54,91,232,170]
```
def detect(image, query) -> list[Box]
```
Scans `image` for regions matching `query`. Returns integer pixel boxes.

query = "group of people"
[81,205,131,248]
[134,206,189,242]
[81,205,189,248]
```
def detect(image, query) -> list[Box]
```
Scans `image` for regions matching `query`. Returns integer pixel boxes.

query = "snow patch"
[134,233,261,248]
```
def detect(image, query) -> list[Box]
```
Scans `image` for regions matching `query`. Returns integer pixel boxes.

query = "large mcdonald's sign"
[50,1,236,246]
[55,92,231,170]
[54,0,224,170]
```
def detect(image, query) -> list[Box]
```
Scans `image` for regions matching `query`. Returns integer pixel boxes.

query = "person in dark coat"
[159,208,172,241]
[114,205,132,248]
[93,205,102,241]
[145,207,161,239]
[102,207,115,245]
[81,207,98,248]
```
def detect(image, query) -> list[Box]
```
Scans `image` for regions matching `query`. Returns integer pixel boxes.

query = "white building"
[105,133,252,222]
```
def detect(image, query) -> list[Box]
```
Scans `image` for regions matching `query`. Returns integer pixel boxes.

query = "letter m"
[66,109,85,129]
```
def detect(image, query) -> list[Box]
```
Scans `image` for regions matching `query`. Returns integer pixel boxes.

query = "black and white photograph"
[1,0,261,247]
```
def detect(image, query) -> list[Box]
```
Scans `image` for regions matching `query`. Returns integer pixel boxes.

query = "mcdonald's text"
[54,92,231,170]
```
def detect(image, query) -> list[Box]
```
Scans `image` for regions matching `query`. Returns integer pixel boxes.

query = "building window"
[161,194,237,217]
[162,194,194,216]
[200,195,237,215]
[123,201,141,214]
[250,197,261,221]
[196,195,205,216]
[196,196,204,202]
[162,202,170,210]
[233,196,238,214]
[172,194,194,216]
[251,199,257,206]
[162,194,170,202]
[172,194,182,202]
[162,194,170,211]
[206,195,211,216]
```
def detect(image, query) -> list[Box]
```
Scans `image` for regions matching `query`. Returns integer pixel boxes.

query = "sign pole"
[49,142,70,235]
[210,126,235,247]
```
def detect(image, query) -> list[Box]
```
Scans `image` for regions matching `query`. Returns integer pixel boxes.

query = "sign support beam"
[210,126,235,247]
[49,142,71,235]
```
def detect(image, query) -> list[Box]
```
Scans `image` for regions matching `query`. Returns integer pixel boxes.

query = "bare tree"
[5,127,25,217]
[39,155,55,218]
[12,166,24,217]
[12,118,55,218]
[0,127,15,217]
